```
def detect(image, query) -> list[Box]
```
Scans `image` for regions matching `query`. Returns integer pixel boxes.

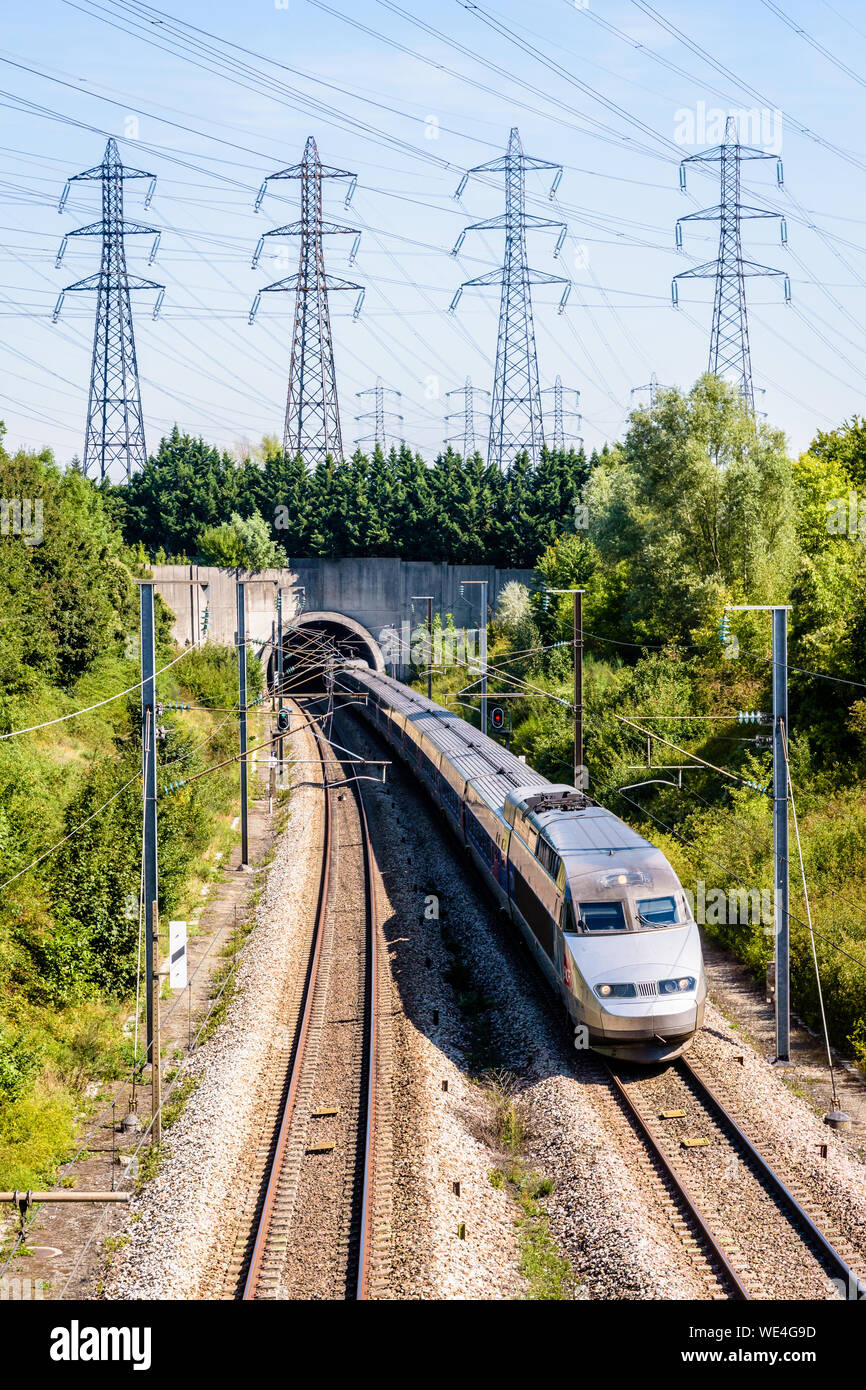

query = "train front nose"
[591,989,700,1034]
[589,993,704,1062]
[585,966,705,1062]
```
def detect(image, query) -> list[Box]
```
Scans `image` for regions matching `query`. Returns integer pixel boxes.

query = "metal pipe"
[773,605,790,1062]
[575,589,584,789]
[480,579,488,735]
[0,1193,130,1203]
[140,583,158,1064]
[237,579,248,867]
[277,592,285,772]
[151,899,161,1147]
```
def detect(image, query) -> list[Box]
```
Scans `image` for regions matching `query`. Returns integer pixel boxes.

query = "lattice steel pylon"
[249,136,364,466]
[444,376,490,458]
[53,139,164,481]
[630,371,672,409]
[355,377,403,452]
[541,375,582,451]
[450,128,570,468]
[672,116,790,413]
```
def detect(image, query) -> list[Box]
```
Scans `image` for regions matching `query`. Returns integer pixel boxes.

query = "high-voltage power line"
[355,377,403,452]
[444,376,491,458]
[53,139,164,481]
[630,372,672,409]
[249,136,364,466]
[449,127,570,469]
[672,116,790,414]
[541,375,582,451]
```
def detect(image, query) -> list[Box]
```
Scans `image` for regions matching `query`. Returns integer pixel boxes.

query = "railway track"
[604,1055,866,1301]
[220,686,863,1303]
[235,702,385,1300]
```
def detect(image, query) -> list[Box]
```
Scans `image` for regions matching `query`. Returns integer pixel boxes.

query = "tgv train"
[339,666,706,1063]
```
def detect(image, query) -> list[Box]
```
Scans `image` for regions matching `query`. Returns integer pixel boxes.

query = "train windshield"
[577,901,627,932]
[635,895,679,927]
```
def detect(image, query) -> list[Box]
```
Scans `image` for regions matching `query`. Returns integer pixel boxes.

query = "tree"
[494,581,532,633]
[585,375,797,643]
[197,510,288,569]
[810,415,866,493]
[262,451,309,554]
[117,426,259,556]
[0,438,137,700]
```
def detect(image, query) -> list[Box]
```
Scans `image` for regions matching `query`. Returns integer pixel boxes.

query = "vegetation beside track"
[0,437,262,1188]
[413,379,866,1073]
[484,1073,575,1300]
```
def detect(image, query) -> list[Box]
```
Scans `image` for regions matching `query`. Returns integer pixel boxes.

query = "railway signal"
[489,704,511,751]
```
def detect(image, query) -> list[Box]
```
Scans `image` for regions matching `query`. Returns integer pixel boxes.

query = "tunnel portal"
[274,611,385,697]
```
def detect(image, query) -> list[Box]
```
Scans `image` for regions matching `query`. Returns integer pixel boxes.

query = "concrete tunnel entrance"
[273,610,385,698]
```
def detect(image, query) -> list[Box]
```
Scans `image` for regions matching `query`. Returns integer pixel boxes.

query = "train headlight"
[596,869,653,890]
[659,976,696,994]
[595,982,637,999]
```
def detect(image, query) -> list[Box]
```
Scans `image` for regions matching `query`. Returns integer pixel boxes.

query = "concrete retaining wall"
[151,559,536,662]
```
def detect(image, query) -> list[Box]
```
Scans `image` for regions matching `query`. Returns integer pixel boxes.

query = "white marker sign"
[168,920,188,989]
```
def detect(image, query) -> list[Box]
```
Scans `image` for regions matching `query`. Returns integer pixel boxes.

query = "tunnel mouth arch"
[275,610,385,695]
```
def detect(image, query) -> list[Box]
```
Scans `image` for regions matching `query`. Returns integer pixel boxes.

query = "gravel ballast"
[101,718,325,1301]
[99,702,866,1301]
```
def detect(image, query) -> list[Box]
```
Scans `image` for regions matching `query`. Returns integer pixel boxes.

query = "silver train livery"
[339,667,706,1063]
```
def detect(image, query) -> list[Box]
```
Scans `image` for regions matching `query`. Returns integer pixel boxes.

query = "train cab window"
[563,901,580,936]
[578,901,627,932]
[536,836,560,879]
[635,895,679,927]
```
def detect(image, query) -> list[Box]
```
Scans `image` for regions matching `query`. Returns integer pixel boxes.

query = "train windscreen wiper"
[636,910,667,930]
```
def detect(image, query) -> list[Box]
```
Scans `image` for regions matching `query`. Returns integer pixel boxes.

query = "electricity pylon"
[630,371,672,409]
[53,139,164,481]
[449,128,570,468]
[249,136,364,465]
[444,376,490,458]
[355,378,403,452]
[672,116,790,413]
[541,375,581,451]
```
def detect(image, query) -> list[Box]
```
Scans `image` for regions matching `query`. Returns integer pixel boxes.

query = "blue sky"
[2,0,865,469]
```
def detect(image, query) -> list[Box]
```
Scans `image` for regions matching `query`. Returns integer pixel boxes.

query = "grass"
[133,1142,160,1193]
[162,1074,199,1130]
[103,1233,130,1258]
[513,1171,573,1299]
[194,941,243,1051]
[481,1070,576,1301]
[432,901,576,1298]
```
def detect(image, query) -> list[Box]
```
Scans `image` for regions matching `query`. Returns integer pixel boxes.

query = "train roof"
[341,667,548,792]
[339,666,656,854]
[503,786,652,852]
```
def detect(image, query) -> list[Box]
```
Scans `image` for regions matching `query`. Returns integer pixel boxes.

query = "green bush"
[0,1028,43,1103]
[174,644,262,710]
